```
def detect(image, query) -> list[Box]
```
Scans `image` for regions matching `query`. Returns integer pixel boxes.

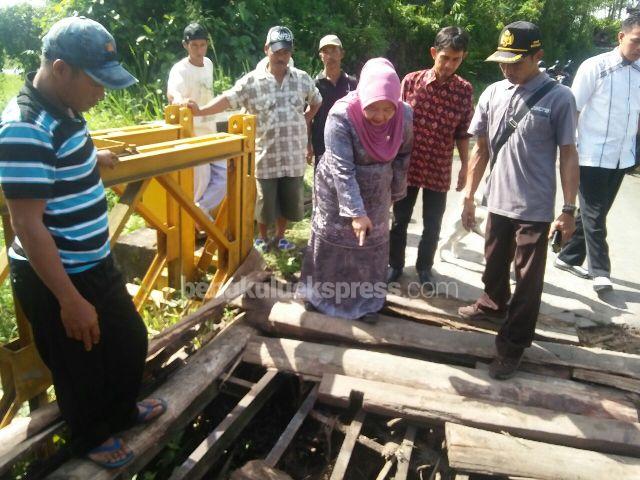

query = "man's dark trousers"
[389,186,447,272]
[477,213,550,357]
[558,165,625,278]
[9,255,148,454]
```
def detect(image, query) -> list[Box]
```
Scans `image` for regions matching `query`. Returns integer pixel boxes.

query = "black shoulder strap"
[489,80,557,172]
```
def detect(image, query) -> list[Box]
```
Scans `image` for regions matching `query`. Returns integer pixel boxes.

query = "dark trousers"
[389,186,447,272]
[558,166,625,278]
[9,255,148,454]
[476,213,550,357]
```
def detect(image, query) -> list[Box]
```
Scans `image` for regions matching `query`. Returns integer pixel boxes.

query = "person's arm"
[167,64,185,105]
[551,144,579,242]
[455,84,475,191]
[325,109,372,244]
[455,136,470,191]
[188,94,231,116]
[304,101,322,164]
[391,105,414,203]
[461,135,490,231]
[6,198,100,351]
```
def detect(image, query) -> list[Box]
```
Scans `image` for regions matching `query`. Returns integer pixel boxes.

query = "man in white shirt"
[555,14,640,292]
[167,23,226,219]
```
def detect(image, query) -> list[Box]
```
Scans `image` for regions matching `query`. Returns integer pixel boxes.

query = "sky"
[0,0,45,7]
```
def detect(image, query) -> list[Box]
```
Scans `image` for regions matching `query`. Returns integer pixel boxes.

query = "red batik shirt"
[401,69,474,192]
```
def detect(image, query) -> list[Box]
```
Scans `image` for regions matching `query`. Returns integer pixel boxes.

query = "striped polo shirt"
[0,74,110,273]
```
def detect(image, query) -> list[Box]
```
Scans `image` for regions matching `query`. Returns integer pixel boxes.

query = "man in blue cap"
[0,17,165,468]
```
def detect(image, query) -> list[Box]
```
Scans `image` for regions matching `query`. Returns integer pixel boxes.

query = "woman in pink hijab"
[300,58,414,322]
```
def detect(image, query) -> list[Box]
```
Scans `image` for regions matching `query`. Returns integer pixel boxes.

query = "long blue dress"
[300,101,413,319]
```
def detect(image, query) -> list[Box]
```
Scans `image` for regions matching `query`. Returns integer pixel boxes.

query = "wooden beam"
[0,420,63,476]
[244,336,637,422]
[329,410,366,480]
[394,425,417,480]
[45,322,256,479]
[0,401,60,457]
[169,369,281,480]
[445,423,640,480]
[573,368,640,394]
[375,459,394,480]
[107,180,149,246]
[308,410,384,455]
[254,301,640,380]
[385,294,580,345]
[318,374,640,457]
[264,385,319,467]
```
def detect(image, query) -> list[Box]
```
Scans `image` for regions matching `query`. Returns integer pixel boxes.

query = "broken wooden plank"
[318,374,640,457]
[264,384,319,468]
[244,336,637,422]
[0,401,60,457]
[330,410,366,480]
[385,294,580,345]
[45,322,256,480]
[252,301,640,380]
[0,420,63,476]
[308,410,384,455]
[445,423,640,480]
[394,425,417,480]
[169,369,281,480]
[573,368,640,394]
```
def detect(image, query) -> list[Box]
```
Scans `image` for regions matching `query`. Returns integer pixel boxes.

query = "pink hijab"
[339,58,404,163]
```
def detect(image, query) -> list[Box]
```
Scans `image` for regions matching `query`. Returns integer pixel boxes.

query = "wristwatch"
[561,204,577,216]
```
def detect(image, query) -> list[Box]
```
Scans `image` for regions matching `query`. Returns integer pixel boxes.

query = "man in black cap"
[457,21,580,379]
[188,26,322,252]
[0,17,165,468]
[168,22,227,221]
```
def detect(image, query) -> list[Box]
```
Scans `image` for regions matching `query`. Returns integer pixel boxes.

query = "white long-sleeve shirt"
[572,47,640,169]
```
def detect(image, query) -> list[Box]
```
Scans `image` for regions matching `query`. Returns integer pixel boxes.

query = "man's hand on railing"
[96,149,119,169]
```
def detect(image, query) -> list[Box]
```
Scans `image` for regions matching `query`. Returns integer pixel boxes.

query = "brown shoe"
[457,303,506,323]
[488,353,523,380]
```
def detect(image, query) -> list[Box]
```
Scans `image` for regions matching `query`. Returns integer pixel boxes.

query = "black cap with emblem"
[486,21,542,63]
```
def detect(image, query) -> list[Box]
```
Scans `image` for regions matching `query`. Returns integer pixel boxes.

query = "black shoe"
[386,267,403,283]
[417,269,435,291]
[488,353,523,380]
[356,313,379,324]
[303,301,318,312]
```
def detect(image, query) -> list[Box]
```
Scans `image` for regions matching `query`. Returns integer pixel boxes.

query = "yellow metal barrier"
[0,106,256,426]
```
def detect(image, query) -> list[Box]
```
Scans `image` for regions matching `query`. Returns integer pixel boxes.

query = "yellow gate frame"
[0,106,256,426]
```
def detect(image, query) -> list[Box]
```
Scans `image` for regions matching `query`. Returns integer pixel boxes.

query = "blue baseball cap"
[42,17,137,89]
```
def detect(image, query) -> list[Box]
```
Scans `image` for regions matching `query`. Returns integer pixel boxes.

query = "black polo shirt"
[311,70,357,162]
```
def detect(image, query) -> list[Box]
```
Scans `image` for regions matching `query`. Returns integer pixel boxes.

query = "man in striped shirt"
[0,17,164,468]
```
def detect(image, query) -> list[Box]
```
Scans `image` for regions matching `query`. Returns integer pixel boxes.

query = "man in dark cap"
[457,21,580,379]
[188,26,322,252]
[168,22,227,220]
[0,17,165,468]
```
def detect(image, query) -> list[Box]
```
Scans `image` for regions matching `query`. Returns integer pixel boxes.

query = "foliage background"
[0,0,626,96]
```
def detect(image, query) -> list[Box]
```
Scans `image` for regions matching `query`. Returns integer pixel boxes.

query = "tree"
[0,4,43,73]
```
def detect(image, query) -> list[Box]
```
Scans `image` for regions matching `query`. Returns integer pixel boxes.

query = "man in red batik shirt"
[388,26,474,289]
